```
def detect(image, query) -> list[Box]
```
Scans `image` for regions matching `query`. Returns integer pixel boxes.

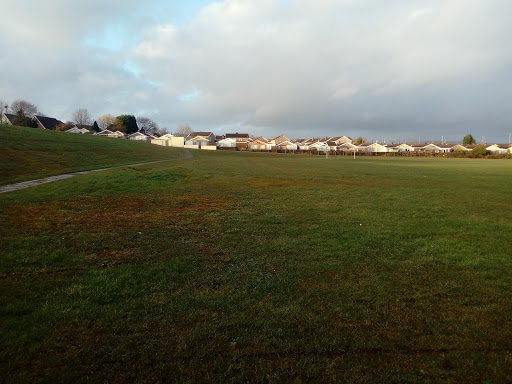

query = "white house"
[486,144,509,154]
[364,142,388,153]
[95,129,120,138]
[217,137,237,148]
[128,132,150,141]
[422,143,453,153]
[276,140,298,151]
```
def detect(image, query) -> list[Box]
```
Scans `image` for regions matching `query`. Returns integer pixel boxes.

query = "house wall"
[169,137,185,147]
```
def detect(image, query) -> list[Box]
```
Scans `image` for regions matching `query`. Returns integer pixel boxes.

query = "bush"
[469,145,488,158]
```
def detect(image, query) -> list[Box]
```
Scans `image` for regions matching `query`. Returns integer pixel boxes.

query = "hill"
[0,124,181,185]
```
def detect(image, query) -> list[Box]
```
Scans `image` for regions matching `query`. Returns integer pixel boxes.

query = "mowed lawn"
[1,148,512,382]
[0,125,182,185]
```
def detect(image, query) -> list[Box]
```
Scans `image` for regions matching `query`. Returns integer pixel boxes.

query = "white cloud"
[1,0,511,141]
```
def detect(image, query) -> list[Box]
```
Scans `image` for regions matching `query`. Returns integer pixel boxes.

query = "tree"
[353,136,366,145]
[10,99,39,117]
[97,114,116,130]
[92,121,100,132]
[136,116,159,135]
[73,108,92,128]
[116,115,138,134]
[471,145,488,157]
[11,110,37,128]
[174,123,192,137]
[462,133,476,145]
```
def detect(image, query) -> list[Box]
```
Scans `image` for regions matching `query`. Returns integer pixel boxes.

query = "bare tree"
[174,123,192,137]
[10,99,39,117]
[97,114,116,130]
[136,116,159,135]
[72,108,92,128]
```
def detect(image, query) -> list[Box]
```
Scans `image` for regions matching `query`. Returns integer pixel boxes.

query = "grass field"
[1,129,512,382]
[0,125,181,185]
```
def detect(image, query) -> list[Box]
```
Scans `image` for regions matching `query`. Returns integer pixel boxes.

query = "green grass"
[1,145,512,382]
[0,124,181,185]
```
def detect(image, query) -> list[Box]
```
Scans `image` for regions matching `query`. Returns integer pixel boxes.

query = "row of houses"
[1,113,159,141]
[3,112,510,154]
[152,131,512,155]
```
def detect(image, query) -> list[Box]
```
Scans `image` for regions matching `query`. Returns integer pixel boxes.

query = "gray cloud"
[1,0,511,142]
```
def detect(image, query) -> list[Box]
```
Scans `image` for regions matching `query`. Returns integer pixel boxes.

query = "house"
[248,138,272,151]
[422,143,453,153]
[486,144,510,154]
[65,127,83,134]
[309,141,329,151]
[151,134,185,147]
[185,132,216,146]
[1,113,16,125]
[225,133,250,143]
[33,115,64,130]
[338,142,358,151]
[395,143,416,152]
[128,132,150,141]
[217,137,237,148]
[268,134,291,149]
[364,142,388,153]
[66,126,91,134]
[326,141,338,151]
[327,136,352,145]
[95,129,121,138]
[276,140,298,151]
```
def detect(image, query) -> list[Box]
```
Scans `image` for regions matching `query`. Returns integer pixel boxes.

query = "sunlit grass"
[1,148,512,382]
[0,124,181,185]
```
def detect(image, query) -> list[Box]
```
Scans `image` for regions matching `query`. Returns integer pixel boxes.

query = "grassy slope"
[1,150,512,382]
[0,124,181,185]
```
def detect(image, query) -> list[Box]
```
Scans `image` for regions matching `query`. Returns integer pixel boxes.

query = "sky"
[1,0,511,143]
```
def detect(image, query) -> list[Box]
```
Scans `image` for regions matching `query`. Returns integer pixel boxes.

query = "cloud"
[1,0,511,142]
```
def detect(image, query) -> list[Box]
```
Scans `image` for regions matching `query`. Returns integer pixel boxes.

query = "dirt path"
[0,149,193,194]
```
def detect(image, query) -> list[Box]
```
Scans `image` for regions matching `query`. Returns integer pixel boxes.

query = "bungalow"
[326,141,338,151]
[128,132,150,141]
[95,129,121,138]
[395,143,416,152]
[422,143,453,153]
[268,134,291,148]
[338,142,358,151]
[486,144,510,154]
[309,141,329,151]
[364,142,388,153]
[65,127,83,134]
[294,138,312,150]
[185,131,216,146]
[328,136,352,145]
[1,113,16,125]
[66,126,92,134]
[34,115,64,130]
[276,140,298,151]
[151,134,185,147]
[249,137,271,151]
[225,133,250,143]
[217,137,237,148]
